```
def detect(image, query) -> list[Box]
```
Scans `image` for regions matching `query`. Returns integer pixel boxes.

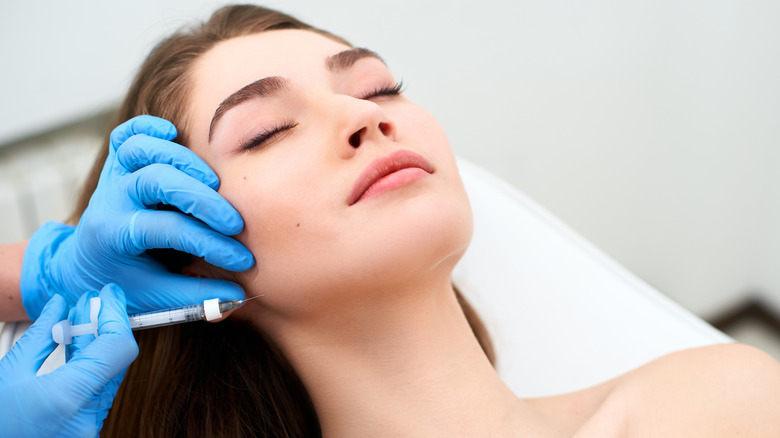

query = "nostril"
[348,128,365,148]
[378,122,392,137]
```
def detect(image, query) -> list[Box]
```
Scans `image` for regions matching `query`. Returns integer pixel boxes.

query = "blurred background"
[2,0,779,356]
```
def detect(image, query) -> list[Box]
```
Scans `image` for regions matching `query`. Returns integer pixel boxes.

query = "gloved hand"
[21,115,255,319]
[0,284,138,438]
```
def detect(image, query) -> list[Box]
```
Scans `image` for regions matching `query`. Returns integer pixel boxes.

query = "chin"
[365,187,473,282]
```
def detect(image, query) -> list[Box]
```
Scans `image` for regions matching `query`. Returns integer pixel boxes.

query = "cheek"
[226,170,319,254]
[218,165,346,309]
[398,107,453,159]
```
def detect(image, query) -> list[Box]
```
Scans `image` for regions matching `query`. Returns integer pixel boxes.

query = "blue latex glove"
[21,115,255,319]
[0,284,138,438]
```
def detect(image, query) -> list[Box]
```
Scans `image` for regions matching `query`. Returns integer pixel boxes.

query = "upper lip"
[347,150,435,205]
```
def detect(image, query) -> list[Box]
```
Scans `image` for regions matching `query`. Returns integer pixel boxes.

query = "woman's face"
[185,30,472,318]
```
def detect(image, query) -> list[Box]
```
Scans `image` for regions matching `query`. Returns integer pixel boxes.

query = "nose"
[348,121,395,148]
[337,99,397,158]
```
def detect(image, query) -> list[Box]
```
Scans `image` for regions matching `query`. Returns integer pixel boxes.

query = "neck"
[259,279,551,438]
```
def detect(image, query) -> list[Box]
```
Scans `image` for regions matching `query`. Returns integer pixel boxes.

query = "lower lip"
[356,167,429,204]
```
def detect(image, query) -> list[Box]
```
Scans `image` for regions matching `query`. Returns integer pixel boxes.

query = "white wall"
[2,0,780,317]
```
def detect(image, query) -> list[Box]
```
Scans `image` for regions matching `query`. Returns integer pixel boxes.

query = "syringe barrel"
[128,304,205,331]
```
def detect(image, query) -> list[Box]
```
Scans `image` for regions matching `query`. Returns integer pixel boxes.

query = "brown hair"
[73,5,494,437]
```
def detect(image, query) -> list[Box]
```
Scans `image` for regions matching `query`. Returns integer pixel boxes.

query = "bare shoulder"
[619,343,780,437]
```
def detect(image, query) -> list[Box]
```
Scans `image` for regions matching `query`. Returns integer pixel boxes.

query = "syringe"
[52,297,251,345]
[129,298,243,330]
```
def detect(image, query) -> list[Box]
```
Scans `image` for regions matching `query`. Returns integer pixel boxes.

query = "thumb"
[61,284,138,392]
[1,294,67,375]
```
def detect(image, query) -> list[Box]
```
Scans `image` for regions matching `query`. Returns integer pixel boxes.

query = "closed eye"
[239,120,298,152]
[360,80,405,100]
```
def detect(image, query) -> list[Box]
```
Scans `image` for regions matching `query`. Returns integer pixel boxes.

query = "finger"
[66,291,99,361]
[69,291,99,326]
[98,130,123,184]
[116,134,219,189]
[123,274,246,314]
[95,284,132,335]
[127,164,245,235]
[109,115,177,152]
[130,210,254,271]
[3,294,67,374]
[95,284,138,368]
[57,285,138,393]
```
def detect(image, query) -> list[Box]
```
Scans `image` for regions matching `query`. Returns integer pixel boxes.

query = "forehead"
[187,30,352,140]
[194,29,351,91]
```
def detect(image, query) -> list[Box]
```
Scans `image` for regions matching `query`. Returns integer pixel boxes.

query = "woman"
[96,7,494,436]
[7,4,780,437]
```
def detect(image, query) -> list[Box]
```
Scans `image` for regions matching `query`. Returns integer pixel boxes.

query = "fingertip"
[71,290,99,325]
[222,281,247,302]
[97,284,131,329]
[197,233,254,272]
[216,238,255,271]
[110,115,178,150]
[199,168,221,191]
[230,247,256,271]
[95,288,134,348]
[197,197,244,236]
[131,115,177,141]
[147,116,178,141]
[109,122,130,151]
[197,278,247,303]
[207,174,221,190]
[223,214,245,236]
[46,293,67,311]
[100,283,127,309]
[197,238,255,272]
[36,294,68,324]
[208,205,244,236]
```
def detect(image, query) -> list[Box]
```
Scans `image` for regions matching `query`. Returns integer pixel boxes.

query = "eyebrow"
[326,47,385,72]
[208,47,385,142]
[209,76,287,142]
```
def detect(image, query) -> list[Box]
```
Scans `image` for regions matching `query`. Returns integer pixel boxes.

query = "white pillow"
[453,157,731,397]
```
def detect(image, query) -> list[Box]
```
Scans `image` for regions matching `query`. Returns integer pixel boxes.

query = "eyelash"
[239,81,405,152]
[240,120,298,152]
[360,80,405,100]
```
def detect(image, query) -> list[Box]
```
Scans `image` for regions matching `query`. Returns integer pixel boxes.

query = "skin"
[0,241,27,321]
[182,30,780,437]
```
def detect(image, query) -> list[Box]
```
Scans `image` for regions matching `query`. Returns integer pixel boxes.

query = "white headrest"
[453,158,730,397]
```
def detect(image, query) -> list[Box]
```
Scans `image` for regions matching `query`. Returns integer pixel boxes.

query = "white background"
[2,0,780,317]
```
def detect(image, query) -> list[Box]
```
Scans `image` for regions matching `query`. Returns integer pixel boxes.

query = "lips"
[348,150,435,205]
